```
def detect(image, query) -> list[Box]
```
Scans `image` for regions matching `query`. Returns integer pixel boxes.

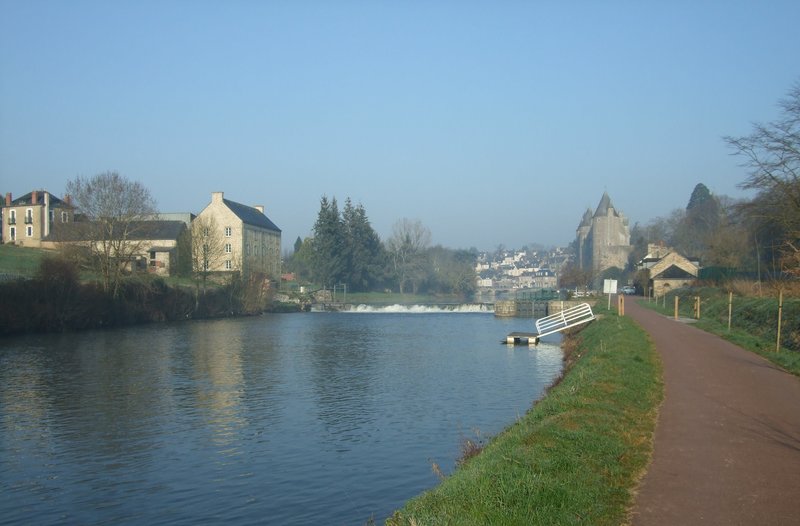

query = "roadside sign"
[603,279,618,294]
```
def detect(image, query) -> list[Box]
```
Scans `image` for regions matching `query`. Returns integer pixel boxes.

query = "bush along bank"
[0,257,276,336]
[386,307,663,526]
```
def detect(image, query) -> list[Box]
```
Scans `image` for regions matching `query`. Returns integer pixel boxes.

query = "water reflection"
[187,320,247,449]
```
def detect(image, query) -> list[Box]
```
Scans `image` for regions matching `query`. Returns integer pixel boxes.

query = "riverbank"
[386,306,662,525]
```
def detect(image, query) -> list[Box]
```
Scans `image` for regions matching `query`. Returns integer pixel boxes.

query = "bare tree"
[386,218,431,294]
[65,171,157,297]
[189,215,227,295]
[725,82,800,276]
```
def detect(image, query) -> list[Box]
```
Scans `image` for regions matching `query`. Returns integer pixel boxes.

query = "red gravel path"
[626,298,800,526]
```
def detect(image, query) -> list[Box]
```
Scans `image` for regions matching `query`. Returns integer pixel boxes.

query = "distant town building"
[195,192,281,277]
[576,192,632,277]
[1,191,75,247]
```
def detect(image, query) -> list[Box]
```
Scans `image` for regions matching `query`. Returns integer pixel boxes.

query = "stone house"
[646,251,699,297]
[194,192,281,277]
[576,192,632,278]
[1,191,75,247]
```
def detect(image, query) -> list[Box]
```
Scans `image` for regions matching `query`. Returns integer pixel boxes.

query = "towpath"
[625,298,800,525]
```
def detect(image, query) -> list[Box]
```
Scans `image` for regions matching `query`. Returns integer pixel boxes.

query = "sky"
[1,1,799,252]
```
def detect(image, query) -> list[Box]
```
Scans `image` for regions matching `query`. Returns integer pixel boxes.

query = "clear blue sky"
[1,0,798,251]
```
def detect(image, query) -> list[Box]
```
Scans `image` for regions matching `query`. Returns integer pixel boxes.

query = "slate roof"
[593,192,619,218]
[4,191,71,207]
[653,264,696,280]
[578,208,593,227]
[45,220,186,242]
[224,199,281,232]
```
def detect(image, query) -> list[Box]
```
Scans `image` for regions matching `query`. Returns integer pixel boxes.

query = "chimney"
[64,194,72,206]
[255,205,264,214]
[212,191,224,203]
[32,191,38,205]
[4,193,10,206]
[44,192,50,237]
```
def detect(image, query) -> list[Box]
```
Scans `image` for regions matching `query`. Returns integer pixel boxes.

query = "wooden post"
[674,296,679,320]
[776,289,783,352]
[727,291,733,331]
[618,294,625,316]
[695,296,701,319]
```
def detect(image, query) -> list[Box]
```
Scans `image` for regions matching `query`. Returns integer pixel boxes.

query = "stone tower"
[575,192,632,277]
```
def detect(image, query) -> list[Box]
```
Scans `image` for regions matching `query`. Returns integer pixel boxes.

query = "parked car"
[621,285,636,295]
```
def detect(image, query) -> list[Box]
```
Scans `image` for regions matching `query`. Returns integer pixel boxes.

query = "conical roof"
[579,208,593,227]
[594,192,616,217]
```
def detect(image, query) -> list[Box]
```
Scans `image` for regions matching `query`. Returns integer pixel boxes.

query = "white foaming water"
[348,303,493,314]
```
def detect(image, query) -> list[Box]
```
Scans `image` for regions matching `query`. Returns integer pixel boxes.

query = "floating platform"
[503,302,596,346]
[504,332,540,345]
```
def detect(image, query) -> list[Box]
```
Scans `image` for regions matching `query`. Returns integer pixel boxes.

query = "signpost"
[603,279,617,310]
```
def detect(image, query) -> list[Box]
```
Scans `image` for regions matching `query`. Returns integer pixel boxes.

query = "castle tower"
[576,192,632,278]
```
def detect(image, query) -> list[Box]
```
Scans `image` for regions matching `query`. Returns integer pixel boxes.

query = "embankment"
[387,307,663,525]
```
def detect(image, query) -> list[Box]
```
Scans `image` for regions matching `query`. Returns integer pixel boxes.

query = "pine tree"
[342,198,385,291]
[311,196,346,287]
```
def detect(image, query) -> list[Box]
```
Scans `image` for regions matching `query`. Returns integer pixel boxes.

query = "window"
[225,260,232,270]
[61,211,68,223]
[225,243,232,254]
[9,210,16,224]
[203,227,209,237]
[225,227,232,237]
[26,226,33,237]
[9,226,15,240]
[25,209,33,224]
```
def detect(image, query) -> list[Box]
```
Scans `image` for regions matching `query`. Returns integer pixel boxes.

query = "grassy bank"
[0,243,47,278]
[386,308,662,526]
[642,287,800,376]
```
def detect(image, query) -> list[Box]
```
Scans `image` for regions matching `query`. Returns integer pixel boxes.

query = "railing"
[24,217,33,224]
[535,302,595,338]
[7,218,15,225]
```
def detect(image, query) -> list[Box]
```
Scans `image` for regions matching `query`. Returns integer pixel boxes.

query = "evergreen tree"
[342,198,386,292]
[311,196,346,287]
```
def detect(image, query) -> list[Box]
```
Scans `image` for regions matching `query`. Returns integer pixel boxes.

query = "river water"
[0,307,562,525]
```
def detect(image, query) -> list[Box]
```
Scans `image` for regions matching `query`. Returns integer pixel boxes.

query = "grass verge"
[386,307,662,526]
[640,289,800,376]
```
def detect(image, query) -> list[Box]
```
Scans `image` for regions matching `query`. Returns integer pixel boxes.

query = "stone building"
[647,251,699,297]
[1,191,75,247]
[194,192,281,277]
[576,192,632,278]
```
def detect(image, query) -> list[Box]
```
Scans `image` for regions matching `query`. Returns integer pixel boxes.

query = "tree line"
[284,196,477,296]
[635,83,799,282]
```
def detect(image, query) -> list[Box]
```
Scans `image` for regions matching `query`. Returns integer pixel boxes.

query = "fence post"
[728,291,733,331]
[695,296,701,319]
[674,296,679,320]
[776,289,783,352]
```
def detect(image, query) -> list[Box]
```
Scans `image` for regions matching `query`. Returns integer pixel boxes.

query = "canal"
[0,308,562,525]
